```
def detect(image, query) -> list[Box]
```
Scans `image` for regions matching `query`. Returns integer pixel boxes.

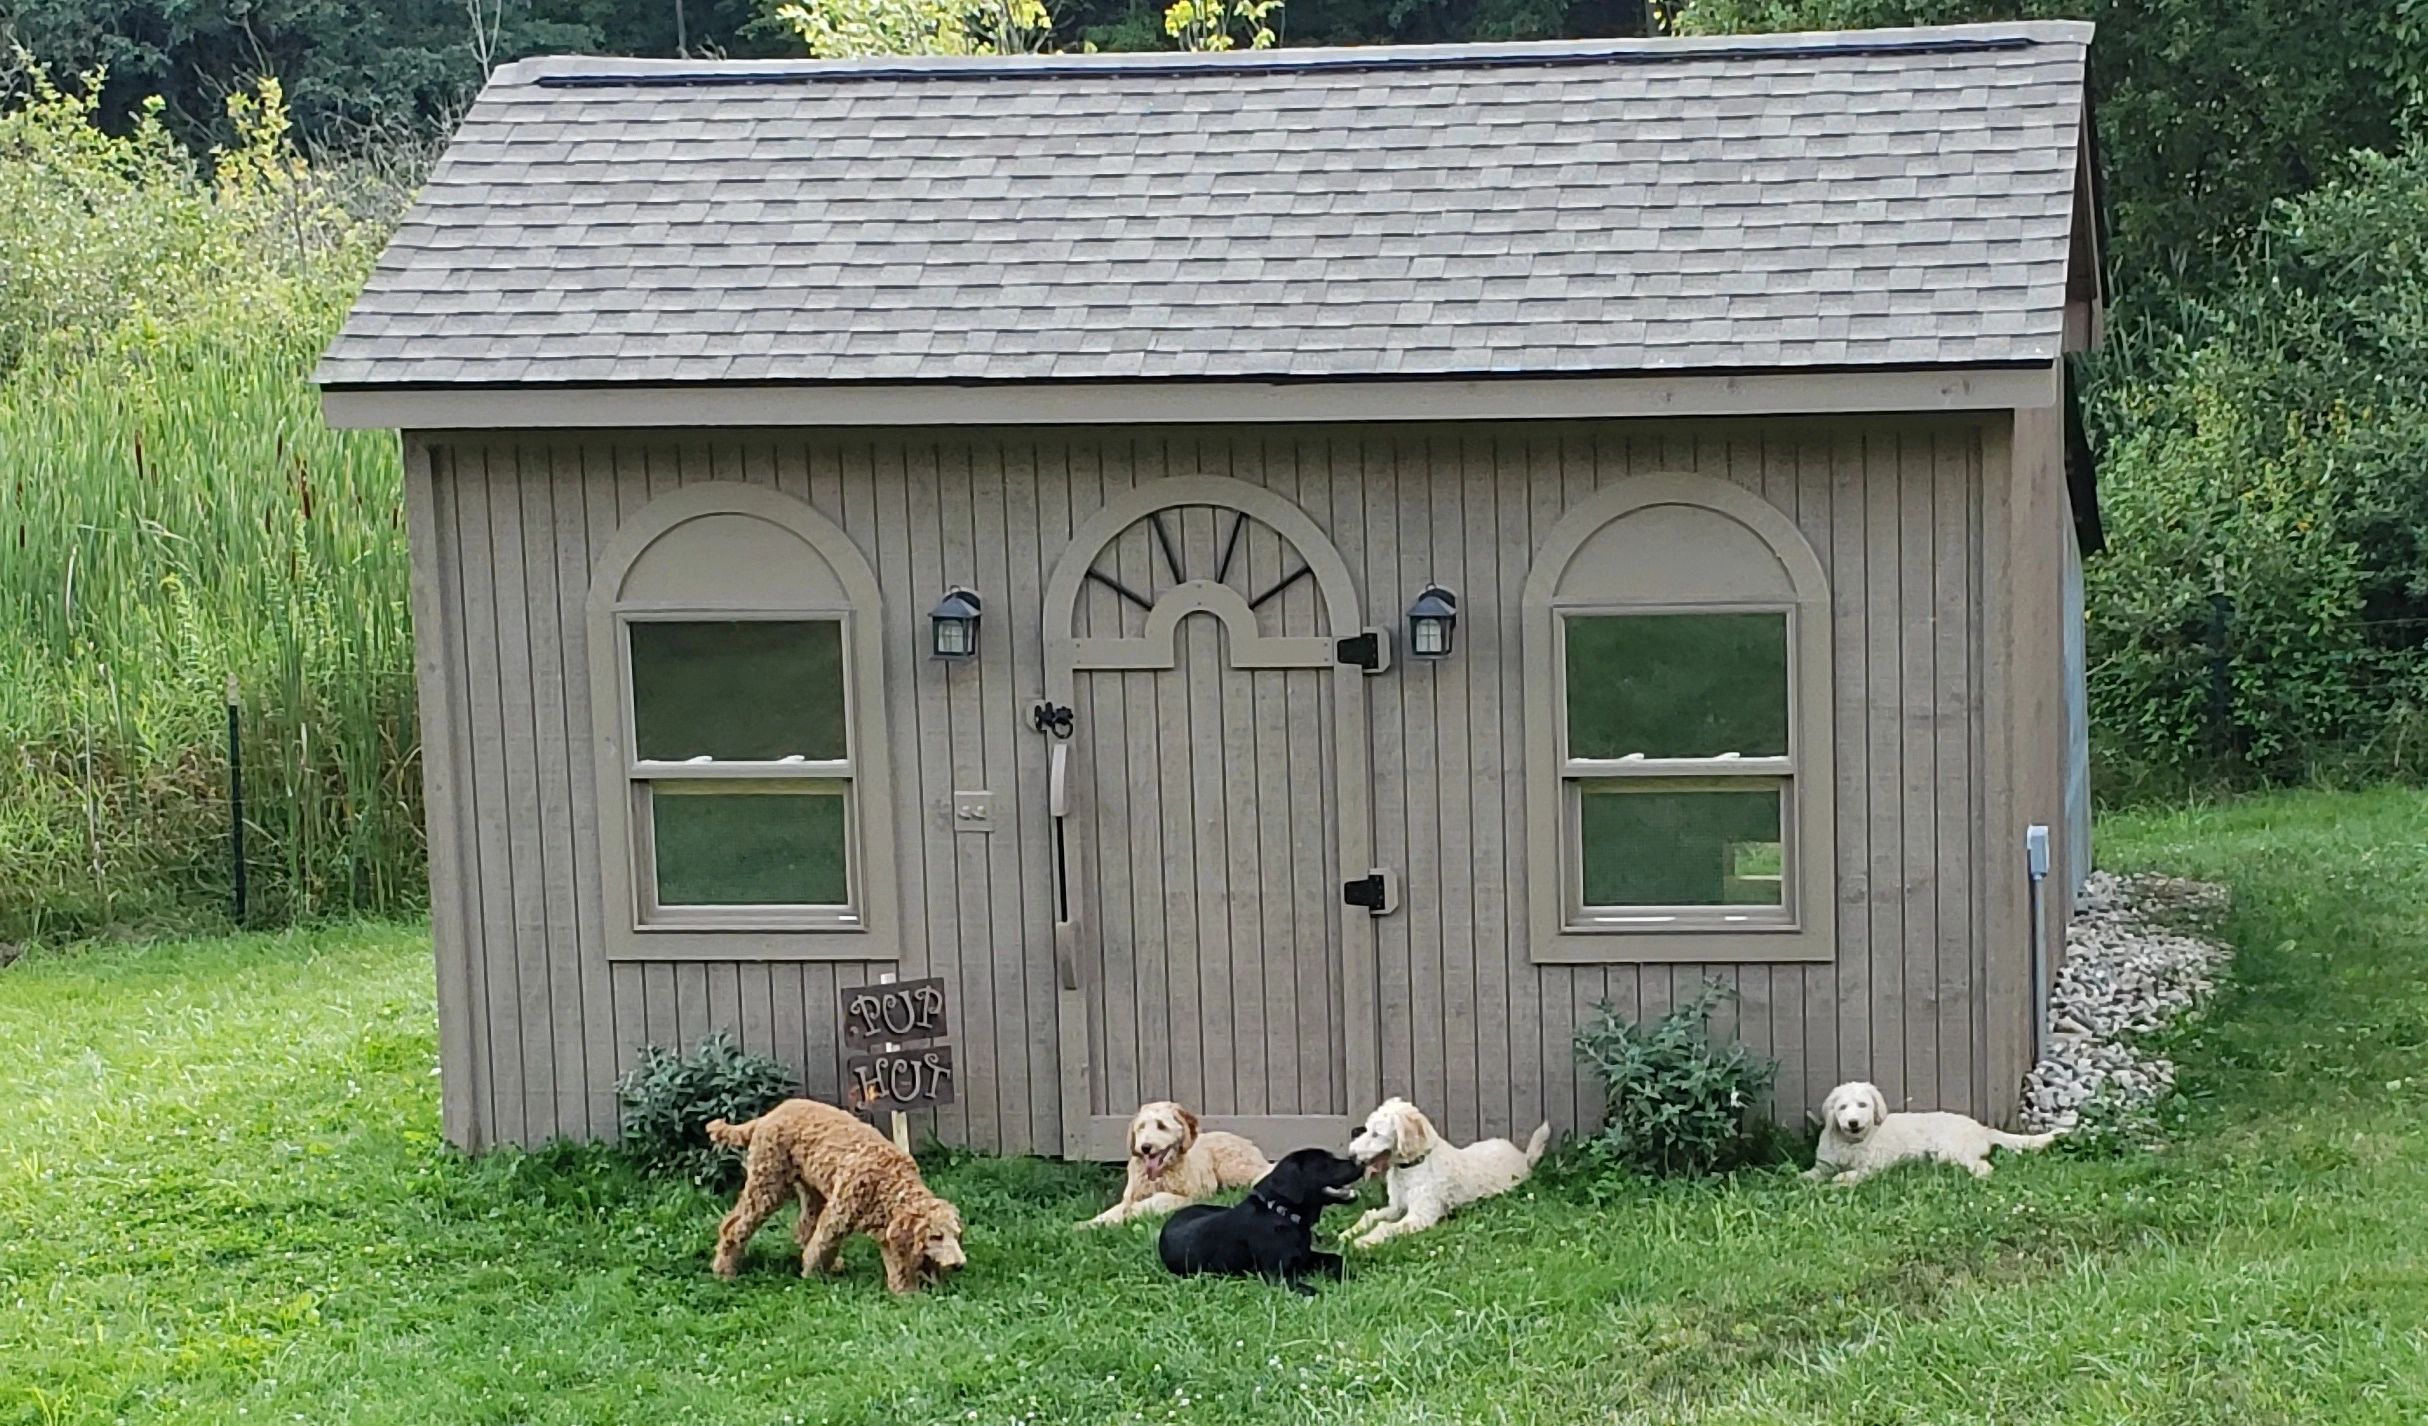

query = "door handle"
[1049,741,1079,989]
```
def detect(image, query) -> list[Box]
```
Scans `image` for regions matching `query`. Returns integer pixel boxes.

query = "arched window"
[586,483,898,960]
[1523,474,1834,964]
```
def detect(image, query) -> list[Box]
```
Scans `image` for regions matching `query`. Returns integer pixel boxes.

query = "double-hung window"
[625,616,858,925]
[1560,609,1794,926]
[589,482,900,961]
[1524,474,1835,963]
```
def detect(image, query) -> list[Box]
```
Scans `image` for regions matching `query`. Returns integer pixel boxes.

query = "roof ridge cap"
[490,22,2090,90]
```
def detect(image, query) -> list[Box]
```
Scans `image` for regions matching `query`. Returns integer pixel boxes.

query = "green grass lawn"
[6,788,2428,1425]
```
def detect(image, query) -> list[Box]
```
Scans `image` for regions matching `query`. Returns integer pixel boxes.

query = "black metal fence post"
[227,674,247,926]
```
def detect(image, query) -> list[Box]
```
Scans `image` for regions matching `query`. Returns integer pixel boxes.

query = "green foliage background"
[1,0,2426,936]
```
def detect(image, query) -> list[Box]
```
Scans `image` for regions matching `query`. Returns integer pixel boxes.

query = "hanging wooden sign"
[839,976,949,1050]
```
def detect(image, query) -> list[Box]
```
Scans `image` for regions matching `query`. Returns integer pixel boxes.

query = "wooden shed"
[319,21,2105,1158]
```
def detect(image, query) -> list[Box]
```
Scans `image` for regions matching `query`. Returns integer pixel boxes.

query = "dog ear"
[882,1203,921,1264]
[1395,1102,1434,1158]
[1127,1109,1146,1159]
[1868,1084,1889,1124]
[1175,1105,1200,1147]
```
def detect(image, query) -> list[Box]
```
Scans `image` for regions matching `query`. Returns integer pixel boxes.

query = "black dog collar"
[1248,1191,1310,1227]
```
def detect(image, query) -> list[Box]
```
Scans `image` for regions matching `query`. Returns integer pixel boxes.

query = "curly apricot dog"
[706,1098,965,1292]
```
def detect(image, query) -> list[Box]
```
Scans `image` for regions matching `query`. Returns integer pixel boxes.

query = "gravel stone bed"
[2020,870,2233,1135]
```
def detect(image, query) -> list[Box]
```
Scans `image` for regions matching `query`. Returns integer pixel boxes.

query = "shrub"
[1571,981,1777,1179]
[614,1031,798,1189]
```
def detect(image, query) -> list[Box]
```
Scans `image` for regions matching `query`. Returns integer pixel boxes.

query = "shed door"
[1041,478,1381,1160]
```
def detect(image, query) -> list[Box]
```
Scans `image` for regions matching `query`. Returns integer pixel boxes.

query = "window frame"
[1555,602,1798,933]
[587,483,900,962]
[618,607,864,933]
[1523,474,1835,964]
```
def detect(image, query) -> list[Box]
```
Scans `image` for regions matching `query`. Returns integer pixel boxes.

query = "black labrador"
[1157,1147,1366,1294]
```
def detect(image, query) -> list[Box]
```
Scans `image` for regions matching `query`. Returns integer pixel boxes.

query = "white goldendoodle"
[1805,1080,2059,1186]
[1082,1100,1271,1228]
[1344,1097,1550,1248]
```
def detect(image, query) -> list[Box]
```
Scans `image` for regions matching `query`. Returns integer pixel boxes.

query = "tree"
[1162,0,1283,49]
[769,0,1055,55]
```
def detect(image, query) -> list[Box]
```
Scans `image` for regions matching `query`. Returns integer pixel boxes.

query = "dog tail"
[1990,1128,2059,1152]
[705,1115,759,1150]
[1524,1121,1552,1166]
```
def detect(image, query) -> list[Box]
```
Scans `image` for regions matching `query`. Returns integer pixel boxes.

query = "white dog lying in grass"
[1345,1097,1550,1247]
[1805,1080,2058,1185]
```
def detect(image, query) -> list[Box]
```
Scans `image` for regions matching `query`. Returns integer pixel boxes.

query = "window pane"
[1578,783,1784,908]
[1565,613,1788,759]
[651,781,849,907]
[630,619,845,761]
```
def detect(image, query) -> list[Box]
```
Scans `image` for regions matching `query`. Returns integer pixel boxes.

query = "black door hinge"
[1335,632,1380,670]
[1342,869,1396,915]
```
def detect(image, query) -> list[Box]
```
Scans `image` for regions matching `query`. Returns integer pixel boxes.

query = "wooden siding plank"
[935,437,1000,1146]
[1430,432,1480,1138]
[555,442,617,1139]
[405,441,487,1149]
[1827,428,1873,1115]
[483,443,560,1143]
[1071,447,1136,1120]
[1401,430,1450,1118]
[1788,438,1837,1122]
[1898,431,1941,1111]
[899,432,973,1144]
[517,442,588,1141]
[1934,429,1975,1115]
[1110,440,1169,1113]
[1360,432,1414,1103]
[969,433,1037,1149]
[450,443,525,1145]
[1302,429,1355,1114]
[1864,431,1908,1108]
[1458,429,1510,1139]
[1002,431,1060,1150]
[1970,431,1995,1119]
[1246,441,1295,1116]
[1500,429,1546,1140]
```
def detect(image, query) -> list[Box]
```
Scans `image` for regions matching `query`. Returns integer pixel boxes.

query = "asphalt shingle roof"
[315,22,2092,390]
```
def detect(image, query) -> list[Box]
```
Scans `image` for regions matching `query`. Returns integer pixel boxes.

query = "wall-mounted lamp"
[929,588,982,660]
[1407,585,1458,659]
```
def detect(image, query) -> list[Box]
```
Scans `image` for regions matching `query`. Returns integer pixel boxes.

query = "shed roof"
[316,22,2093,392]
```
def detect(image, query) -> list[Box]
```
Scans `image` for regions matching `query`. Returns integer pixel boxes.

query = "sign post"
[876,973,911,1153]
[839,976,954,1141]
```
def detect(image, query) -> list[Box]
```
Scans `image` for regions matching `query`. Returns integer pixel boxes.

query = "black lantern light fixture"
[929,587,982,660]
[1407,584,1458,659]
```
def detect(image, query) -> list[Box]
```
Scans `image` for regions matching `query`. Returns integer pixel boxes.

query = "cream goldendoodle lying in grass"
[1804,1080,2058,1185]
[1345,1097,1550,1247]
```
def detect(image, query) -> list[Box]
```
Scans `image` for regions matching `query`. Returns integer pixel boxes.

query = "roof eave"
[319,363,2063,432]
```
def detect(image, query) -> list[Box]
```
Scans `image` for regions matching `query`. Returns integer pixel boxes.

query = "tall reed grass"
[0,64,420,939]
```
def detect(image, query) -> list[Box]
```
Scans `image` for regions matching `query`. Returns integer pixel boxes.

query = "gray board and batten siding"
[403,414,2050,1157]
